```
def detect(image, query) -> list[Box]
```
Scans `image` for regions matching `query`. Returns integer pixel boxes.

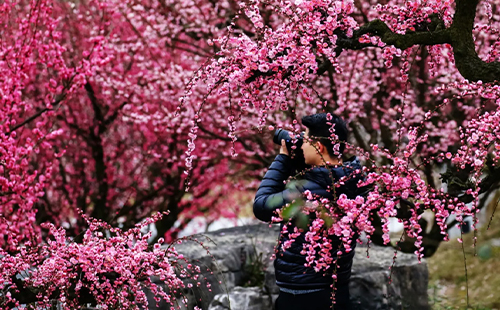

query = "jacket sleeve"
[253,154,299,222]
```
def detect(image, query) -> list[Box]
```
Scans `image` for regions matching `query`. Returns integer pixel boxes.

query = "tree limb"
[6,93,66,135]
[246,0,500,84]
[351,0,500,83]
[353,19,451,51]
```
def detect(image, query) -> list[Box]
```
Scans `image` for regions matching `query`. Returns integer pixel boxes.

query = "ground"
[427,194,500,310]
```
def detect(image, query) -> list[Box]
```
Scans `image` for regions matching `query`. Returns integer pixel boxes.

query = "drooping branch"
[368,161,500,257]
[441,158,500,204]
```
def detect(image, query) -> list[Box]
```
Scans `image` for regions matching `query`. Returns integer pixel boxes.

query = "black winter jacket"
[253,154,364,290]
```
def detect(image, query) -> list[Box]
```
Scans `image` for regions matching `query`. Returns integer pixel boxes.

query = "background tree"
[0,0,267,307]
[1,0,275,249]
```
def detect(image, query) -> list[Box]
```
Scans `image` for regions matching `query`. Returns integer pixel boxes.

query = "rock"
[146,224,429,310]
[349,245,429,310]
[490,238,500,247]
[146,225,278,310]
[207,287,272,310]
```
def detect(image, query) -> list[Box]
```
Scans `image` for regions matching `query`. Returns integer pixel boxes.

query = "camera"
[273,129,308,174]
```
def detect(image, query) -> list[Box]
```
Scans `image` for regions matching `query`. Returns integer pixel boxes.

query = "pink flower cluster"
[0,212,198,309]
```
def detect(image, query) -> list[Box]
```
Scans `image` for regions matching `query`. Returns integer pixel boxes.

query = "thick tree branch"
[441,159,500,205]
[351,0,500,83]
[449,0,500,83]
[85,82,105,134]
[84,82,109,221]
[104,100,130,127]
[353,19,451,51]
[246,0,499,84]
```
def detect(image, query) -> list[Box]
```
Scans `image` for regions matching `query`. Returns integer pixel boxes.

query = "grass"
[427,196,500,310]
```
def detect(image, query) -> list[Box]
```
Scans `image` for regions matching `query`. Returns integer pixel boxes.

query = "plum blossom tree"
[1,0,265,308]
[186,0,500,260]
[1,0,500,308]
[27,0,268,244]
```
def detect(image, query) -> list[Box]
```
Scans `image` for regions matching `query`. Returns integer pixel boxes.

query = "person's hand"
[280,139,289,156]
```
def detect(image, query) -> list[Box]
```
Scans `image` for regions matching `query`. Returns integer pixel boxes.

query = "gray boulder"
[146,224,429,310]
[208,287,272,310]
[349,246,429,310]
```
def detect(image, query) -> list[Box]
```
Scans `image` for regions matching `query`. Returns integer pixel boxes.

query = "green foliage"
[242,251,266,288]
[281,198,310,230]
[242,237,266,288]
[320,209,334,228]
[281,200,302,220]
[476,244,492,261]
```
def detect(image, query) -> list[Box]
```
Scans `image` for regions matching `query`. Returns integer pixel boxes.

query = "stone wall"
[147,224,429,310]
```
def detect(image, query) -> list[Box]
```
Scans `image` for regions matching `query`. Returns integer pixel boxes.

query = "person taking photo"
[253,113,365,310]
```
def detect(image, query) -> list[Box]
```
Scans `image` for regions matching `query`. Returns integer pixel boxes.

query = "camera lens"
[273,129,307,173]
[273,129,290,145]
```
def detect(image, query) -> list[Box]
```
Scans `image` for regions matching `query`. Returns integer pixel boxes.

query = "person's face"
[301,128,322,165]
